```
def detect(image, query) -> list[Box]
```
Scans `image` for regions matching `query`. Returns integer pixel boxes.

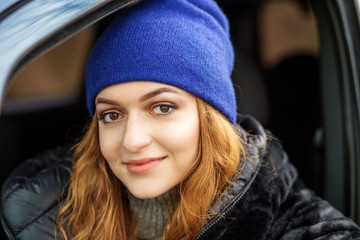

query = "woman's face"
[96,81,200,199]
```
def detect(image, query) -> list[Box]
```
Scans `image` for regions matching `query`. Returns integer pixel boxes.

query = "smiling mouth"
[125,156,167,174]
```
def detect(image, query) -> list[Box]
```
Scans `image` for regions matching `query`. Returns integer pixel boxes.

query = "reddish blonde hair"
[57,98,245,240]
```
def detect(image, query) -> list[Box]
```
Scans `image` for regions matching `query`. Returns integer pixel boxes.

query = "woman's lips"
[125,157,166,174]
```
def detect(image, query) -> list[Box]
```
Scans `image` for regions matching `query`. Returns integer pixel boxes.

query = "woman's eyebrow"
[139,87,180,102]
[95,98,120,106]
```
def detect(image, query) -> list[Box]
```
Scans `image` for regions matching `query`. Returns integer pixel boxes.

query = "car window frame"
[311,0,360,223]
[0,0,139,115]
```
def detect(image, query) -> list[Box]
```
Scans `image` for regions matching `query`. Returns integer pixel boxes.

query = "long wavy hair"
[57,98,246,240]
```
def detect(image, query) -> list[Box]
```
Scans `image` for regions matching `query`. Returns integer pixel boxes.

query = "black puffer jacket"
[1,115,360,240]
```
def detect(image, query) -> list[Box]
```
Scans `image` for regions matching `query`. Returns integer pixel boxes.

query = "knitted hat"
[86,0,236,123]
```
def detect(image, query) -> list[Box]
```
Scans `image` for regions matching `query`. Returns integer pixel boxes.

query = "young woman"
[2,0,360,239]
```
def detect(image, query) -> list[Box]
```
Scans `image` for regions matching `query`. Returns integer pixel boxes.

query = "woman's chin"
[128,187,168,199]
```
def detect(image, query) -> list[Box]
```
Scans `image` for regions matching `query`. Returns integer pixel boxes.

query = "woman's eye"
[153,104,177,115]
[99,112,122,123]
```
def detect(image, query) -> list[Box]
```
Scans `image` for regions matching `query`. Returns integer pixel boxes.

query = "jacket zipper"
[1,215,15,240]
[193,164,260,240]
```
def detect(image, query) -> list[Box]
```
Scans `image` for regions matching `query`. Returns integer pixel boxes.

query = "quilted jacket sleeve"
[0,146,72,240]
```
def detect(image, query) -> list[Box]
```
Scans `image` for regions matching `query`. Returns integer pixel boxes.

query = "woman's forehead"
[96,81,191,99]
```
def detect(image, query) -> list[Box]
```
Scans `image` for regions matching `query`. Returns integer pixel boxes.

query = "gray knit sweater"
[127,187,179,239]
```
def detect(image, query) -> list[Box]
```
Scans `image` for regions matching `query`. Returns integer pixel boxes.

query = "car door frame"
[0,0,139,114]
[311,0,360,223]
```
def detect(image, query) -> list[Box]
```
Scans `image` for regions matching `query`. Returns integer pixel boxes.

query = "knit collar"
[127,187,179,240]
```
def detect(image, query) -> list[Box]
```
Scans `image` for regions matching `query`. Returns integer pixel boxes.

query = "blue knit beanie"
[86,0,236,123]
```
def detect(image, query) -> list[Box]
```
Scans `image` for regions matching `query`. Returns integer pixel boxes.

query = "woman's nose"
[122,114,152,153]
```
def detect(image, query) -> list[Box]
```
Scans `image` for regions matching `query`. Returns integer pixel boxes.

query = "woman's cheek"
[158,116,199,153]
[99,128,121,162]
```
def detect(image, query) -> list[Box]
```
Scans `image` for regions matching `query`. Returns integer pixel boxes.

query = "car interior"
[1,0,359,226]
